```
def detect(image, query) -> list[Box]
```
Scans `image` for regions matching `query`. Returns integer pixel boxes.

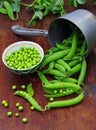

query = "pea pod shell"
[0,8,8,14]
[27,83,34,96]
[46,92,84,110]
[78,59,87,85]
[3,1,16,20]
[43,82,82,90]
[14,91,43,111]
[40,49,69,69]
[64,32,78,60]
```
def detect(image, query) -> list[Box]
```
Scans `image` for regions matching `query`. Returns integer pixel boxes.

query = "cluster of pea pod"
[14,30,87,111]
[38,30,87,110]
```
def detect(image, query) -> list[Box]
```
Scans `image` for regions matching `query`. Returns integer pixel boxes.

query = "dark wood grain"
[0,1,96,130]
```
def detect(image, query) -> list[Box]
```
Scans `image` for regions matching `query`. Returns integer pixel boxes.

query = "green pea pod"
[3,1,16,20]
[68,63,82,77]
[45,69,65,77]
[78,58,87,85]
[0,8,8,14]
[27,83,34,96]
[40,49,69,69]
[65,32,78,60]
[45,92,84,110]
[43,82,82,90]
[14,91,43,111]
[37,71,49,84]
[44,89,80,98]
[42,61,55,74]
[62,77,78,83]
[80,40,87,56]
[54,63,66,73]
[56,59,71,71]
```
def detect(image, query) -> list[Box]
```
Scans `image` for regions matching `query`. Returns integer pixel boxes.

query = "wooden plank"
[0,1,96,130]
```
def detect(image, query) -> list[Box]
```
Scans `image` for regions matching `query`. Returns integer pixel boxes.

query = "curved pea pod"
[3,1,17,20]
[43,87,55,94]
[37,71,49,84]
[78,58,87,85]
[44,69,66,77]
[56,59,71,71]
[44,88,81,98]
[62,77,78,83]
[68,63,82,77]
[56,43,70,50]
[68,59,81,68]
[40,49,69,69]
[26,83,34,96]
[64,32,78,60]
[45,92,84,110]
[14,91,43,111]
[54,63,66,73]
[43,82,82,91]
[0,8,8,14]
[79,40,87,56]
[42,61,55,74]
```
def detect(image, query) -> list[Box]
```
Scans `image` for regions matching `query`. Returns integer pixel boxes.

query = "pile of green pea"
[38,30,87,110]
[5,46,41,70]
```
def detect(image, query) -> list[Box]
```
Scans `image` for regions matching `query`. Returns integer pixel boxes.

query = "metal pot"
[12,9,96,54]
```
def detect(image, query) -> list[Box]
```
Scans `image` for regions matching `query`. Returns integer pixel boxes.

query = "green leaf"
[68,0,77,7]
[27,83,34,96]
[11,0,21,12]
[77,0,86,4]
[33,10,43,20]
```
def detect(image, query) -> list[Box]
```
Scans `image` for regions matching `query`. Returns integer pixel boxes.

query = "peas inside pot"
[2,41,44,75]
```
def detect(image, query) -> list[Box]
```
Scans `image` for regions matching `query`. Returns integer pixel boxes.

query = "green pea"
[30,106,35,110]
[22,117,28,123]
[49,97,54,102]
[18,105,24,111]
[2,100,7,105]
[7,111,12,117]
[12,85,17,90]
[21,85,26,89]
[15,113,20,117]
[16,102,20,108]
[5,46,41,70]
[4,102,9,108]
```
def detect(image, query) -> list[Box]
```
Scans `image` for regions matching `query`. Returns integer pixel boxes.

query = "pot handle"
[11,25,48,37]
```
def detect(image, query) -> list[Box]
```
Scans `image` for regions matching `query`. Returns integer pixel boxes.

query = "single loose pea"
[18,105,24,111]
[22,117,28,123]
[4,102,9,108]
[2,100,7,105]
[49,97,54,102]
[12,85,17,90]
[16,102,20,108]
[30,106,35,110]
[15,112,20,117]
[21,85,26,89]
[7,111,12,117]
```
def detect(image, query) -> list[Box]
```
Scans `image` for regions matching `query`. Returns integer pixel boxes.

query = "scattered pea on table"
[7,111,13,117]
[22,117,28,123]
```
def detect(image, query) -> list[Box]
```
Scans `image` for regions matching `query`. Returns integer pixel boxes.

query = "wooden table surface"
[0,0,96,130]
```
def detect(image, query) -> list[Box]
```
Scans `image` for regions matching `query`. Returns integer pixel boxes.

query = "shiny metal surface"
[12,9,96,53]
[49,9,96,53]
